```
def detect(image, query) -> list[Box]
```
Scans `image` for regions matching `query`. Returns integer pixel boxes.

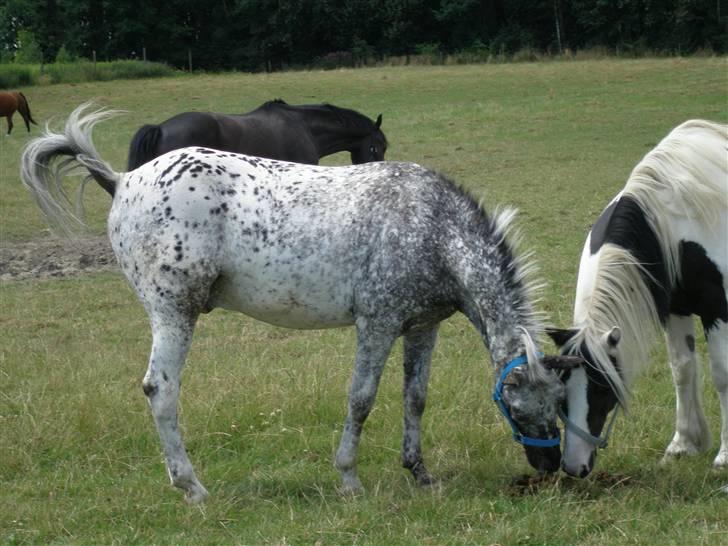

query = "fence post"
[188,49,192,72]
[92,50,97,76]
[143,47,147,62]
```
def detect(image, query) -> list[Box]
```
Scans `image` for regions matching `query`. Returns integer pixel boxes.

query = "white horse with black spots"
[548,120,728,478]
[21,104,579,503]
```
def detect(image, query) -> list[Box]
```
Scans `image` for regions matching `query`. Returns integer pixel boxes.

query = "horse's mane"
[569,120,728,404]
[445,178,549,382]
[263,99,384,140]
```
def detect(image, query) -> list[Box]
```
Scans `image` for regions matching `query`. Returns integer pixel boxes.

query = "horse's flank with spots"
[21,104,577,503]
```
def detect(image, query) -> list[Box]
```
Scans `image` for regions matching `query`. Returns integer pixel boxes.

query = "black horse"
[127,99,387,170]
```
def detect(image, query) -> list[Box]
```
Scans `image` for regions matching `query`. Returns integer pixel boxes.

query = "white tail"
[20,102,122,237]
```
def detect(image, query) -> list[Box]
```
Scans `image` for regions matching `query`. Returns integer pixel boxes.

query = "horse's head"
[495,353,584,473]
[350,114,387,164]
[547,326,623,478]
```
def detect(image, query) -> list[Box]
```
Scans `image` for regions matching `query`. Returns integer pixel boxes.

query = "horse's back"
[0,91,18,114]
[111,149,450,327]
[158,112,225,151]
[154,110,318,164]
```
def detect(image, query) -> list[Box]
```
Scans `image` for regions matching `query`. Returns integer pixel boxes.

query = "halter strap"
[557,405,619,449]
[493,354,561,448]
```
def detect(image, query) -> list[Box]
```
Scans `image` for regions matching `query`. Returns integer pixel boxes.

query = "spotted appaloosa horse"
[548,120,728,478]
[127,99,387,170]
[0,91,37,134]
[22,104,578,503]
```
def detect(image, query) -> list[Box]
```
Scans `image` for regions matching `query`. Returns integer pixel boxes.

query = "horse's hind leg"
[706,319,728,467]
[335,317,398,494]
[5,115,12,135]
[143,308,209,503]
[402,326,439,486]
[663,314,711,462]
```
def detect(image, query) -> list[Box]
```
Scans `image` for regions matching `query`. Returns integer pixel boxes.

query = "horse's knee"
[404,385,427,416]
[349,388,376,422]
[142,378,159,398]
[668,353,695,386]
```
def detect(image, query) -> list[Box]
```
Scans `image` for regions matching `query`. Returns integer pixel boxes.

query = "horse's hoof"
[713,451,728,468]
[416,473,440,488]
[338,475,364,496]
[662,441,701,463]
[184,484,210,504]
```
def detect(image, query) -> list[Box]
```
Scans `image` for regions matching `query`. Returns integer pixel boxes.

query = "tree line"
[2,0,725,70]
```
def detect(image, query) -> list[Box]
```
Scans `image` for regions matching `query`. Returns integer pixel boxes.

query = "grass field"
[1,58,727,544]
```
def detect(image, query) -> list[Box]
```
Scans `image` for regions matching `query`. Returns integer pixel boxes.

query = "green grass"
[1,58,727,544]
[0,60,178,88]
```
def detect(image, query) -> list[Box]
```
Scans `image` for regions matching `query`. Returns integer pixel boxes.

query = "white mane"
[573,120,728,404]
[491,206,549,383]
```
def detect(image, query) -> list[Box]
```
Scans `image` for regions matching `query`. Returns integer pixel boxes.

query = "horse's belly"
[208,269,355,329]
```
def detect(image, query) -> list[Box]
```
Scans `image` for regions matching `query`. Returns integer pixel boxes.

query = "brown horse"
[0,91,37,134]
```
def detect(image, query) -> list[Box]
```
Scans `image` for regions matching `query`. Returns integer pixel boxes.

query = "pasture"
[1,58,727,544]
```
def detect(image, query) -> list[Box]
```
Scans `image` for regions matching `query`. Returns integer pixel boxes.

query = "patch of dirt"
[0,235,118,281]
[509,472,560,495]
[508,470,633,495]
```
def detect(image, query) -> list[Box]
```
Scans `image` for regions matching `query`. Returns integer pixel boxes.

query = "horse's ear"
[541,354,584,370]
[502,367,525,386]
[374,114,382,128]
[545,327,578,348]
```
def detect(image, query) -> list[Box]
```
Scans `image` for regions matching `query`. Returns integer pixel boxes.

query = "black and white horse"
[548,120,728,478]
[22,104,577,503]
[127,99,387,170]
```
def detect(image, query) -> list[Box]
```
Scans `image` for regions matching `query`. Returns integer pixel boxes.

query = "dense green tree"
[1,0,724,69]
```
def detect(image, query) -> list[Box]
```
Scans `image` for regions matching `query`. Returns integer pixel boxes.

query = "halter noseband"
[492,354,561,448]
[557,405,619,449]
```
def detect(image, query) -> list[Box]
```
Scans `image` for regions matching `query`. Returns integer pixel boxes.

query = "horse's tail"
[17,92,37,125]
[127,123,162,170]
[20,102,122,238]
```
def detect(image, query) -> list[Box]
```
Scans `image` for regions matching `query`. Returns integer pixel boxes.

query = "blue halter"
[492,354,561,448]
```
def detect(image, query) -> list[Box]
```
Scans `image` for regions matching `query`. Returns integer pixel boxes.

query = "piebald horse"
[549,120,728,478]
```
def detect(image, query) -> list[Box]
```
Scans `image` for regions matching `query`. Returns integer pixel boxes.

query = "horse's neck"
[582,196,673,327]
[298,107,367,156]
[449,216,541,366]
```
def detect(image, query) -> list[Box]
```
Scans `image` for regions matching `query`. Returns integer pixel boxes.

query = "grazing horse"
[0,91,37,134]
[127,99,387,170]
[548,120,728,478]
[22,104,578,503]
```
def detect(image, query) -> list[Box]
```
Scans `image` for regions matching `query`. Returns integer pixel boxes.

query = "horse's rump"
[16,92,37,125]
[127,124,163,170]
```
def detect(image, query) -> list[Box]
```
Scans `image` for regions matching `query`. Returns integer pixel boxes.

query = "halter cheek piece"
[557,404,619,449]
[492,354,561,448]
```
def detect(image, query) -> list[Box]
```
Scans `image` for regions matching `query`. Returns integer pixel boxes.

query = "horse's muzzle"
[524,444,562,473]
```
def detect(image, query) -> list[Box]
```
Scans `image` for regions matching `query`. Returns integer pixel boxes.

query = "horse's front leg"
[402,326,439,486]
[663,314,711,462]
[335,317,398,494]
[143,310,209,503]
[707,319,728,468]
[5,115,12,135]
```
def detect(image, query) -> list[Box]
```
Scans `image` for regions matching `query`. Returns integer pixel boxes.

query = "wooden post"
[188,49,192,72]
[92,50,97,77]
[143,47,147,62]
